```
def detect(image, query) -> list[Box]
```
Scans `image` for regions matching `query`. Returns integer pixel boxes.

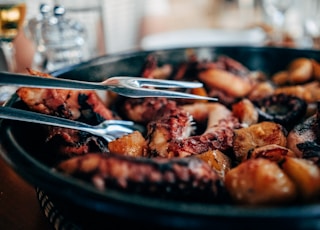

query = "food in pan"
[13,52,320,206]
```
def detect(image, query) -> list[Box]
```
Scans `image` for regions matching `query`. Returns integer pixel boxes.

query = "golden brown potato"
[274,85,313,103]
[195,149,231,179]
[272,70,289,86]
[233,121,287,162]
[224,158,297,205]
[247,81,275,101]
[189,87,209,103]
[57,154,102,174]
[250,144,297,162]
[108,131,146,157]
[281,157,320,201]
[288,58,313,84]
[311,59,320,80]
[231,98,258,126]
[304,81,320,102]
[198,69,253,97]
[181,102,230,125]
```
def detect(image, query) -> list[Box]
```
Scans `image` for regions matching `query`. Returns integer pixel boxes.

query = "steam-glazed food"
[12,52,320,206]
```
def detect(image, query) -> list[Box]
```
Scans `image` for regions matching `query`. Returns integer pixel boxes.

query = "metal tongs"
[0,72,217,101]
[0,106,145,142]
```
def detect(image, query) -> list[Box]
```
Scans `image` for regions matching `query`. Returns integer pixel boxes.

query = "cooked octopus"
[13,54,320,206]
[17,69,118,157]
[17,69,116,122]
[56,153,222,202]
[122,97,176,124]
[144,100,240,158]
[141,54,172,79]
[287,102,320,164]
[167,115,240,158]
[145,100,194,158]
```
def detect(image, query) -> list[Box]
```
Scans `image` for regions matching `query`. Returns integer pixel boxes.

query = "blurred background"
[10,0,320,73]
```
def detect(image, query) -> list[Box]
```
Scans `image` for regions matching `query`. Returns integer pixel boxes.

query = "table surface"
[0,156,52,230]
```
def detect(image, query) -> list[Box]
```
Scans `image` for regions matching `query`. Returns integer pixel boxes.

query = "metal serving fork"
[0,107,145,142]
[0,71,218,101]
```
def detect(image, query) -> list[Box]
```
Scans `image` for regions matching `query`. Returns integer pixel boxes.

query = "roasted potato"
[225,158,297,205]
[108,131,146,157]
[233,121,287,162]
[250,144,297,162]
[281,157,320,201]
[195,149,231,179]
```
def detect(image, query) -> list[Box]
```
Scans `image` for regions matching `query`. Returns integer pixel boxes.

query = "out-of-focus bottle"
[25,3,51,70]
[40,5,86,72]
[53,0,106,58]
[26,4,87,72]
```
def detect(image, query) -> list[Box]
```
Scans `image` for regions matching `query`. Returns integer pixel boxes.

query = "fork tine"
[100,120,135,126]
[116,77,204,89]
[118,86,218,101]
[101,120,145,132]
[105,124,135,134]
[108,76,218,101]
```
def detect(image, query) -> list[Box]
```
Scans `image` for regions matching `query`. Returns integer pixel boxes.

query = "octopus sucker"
[146,98,240,158]
[146,103,194,158]
[56,153,222,201]
[167,116,240,158]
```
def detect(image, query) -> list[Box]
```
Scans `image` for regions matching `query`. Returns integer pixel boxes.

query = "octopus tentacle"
[122,97,176,124]
[167,112,240,158]
[287,102,320,164]
[56,153,222,202]
[146,102,194,158]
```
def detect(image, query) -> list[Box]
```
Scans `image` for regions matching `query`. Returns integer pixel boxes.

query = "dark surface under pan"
[1,46,320,230]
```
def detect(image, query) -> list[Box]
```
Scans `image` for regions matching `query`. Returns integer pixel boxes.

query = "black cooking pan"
[1,46,320,230]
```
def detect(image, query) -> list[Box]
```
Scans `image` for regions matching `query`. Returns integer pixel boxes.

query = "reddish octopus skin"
[56,153,222,202]
[146,104,194,158]
[123,97,177,124]
[16,70,118,157]
[168,116,241,157]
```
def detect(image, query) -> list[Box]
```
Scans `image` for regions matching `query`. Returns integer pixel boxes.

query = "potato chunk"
[195,149,231,179]
[250,144,297,162]
[281,157,320,201]
[108,131,146,157]
[233,121,287,162]
[224,158,297,205]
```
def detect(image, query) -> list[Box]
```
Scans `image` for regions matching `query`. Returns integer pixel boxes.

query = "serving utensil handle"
[0,71,107,90]
[0,106,98,134]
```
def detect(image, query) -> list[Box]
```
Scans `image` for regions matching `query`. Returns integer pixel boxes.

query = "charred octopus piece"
[254,93,307,130]
[56,153,222,202]
[287,101,320,165]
